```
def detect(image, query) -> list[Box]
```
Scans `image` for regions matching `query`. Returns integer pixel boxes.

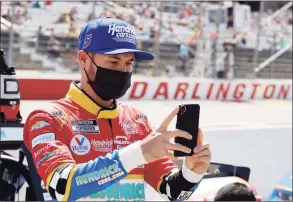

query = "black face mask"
[84,55,132,101]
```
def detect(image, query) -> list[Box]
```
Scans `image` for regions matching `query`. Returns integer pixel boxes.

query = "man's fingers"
[191,155,210,162]
[193,142,210,153]
[166,129,192,140]
[157,107,179,132]
[197,128,203,145]
[166,142,191,154]
[166,151,178,161]
[192,148,211,159]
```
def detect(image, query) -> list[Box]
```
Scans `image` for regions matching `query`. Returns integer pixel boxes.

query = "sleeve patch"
[37,151,59,167]
[32,132,56,148]
[31,120,51,132]
[177,190,194,200]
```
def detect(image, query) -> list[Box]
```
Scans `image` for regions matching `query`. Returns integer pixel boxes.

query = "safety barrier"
[17,72,292,101]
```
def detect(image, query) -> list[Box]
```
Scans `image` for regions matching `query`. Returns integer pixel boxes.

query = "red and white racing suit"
[23,82,202,201]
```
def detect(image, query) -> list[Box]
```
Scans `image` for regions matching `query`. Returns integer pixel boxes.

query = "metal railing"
[254,42,292,73]
[253,1,292,76]
[266,1,292,24]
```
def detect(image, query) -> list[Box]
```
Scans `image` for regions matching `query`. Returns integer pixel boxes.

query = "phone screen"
[174,104,200,157]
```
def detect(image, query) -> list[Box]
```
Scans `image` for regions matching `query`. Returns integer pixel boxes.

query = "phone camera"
[179,105,186,115]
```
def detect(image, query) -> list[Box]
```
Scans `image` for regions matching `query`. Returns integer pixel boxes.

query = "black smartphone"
[174,104,200,157]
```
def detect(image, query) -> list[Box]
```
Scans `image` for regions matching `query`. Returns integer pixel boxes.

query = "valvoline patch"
[70,135,90,155]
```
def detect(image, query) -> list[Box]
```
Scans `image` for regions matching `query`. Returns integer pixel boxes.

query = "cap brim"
[90,48,154,61]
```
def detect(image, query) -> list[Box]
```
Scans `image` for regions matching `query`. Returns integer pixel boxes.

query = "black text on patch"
[71,120,100,133]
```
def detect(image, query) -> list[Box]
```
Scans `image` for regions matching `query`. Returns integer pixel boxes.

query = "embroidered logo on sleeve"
[177,191,194,200]
[31,120,51,132]
[37,151,59,167]
[32,132,55,148]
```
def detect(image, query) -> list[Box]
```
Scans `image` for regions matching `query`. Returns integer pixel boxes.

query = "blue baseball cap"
[78,17,154,60]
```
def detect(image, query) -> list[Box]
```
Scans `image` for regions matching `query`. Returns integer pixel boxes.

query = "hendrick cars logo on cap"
[78,17,154,61]
[108,23,136,44]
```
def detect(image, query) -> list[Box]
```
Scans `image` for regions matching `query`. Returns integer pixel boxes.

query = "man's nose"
[118,64,131,72]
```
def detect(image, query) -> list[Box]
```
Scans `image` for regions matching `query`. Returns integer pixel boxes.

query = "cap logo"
[82,34,92,49]
[108,24,136,45]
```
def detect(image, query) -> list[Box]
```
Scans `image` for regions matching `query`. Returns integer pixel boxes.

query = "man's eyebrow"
[108,55,120,59]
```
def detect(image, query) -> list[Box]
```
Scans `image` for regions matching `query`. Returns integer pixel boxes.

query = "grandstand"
[1,1,292,78]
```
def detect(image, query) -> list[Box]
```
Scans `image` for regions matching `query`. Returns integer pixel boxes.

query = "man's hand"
[185,128,211,174]
[141,107,192,163]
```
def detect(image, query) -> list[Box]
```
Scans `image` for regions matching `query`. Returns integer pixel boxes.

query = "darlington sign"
[18,77,292,101]
[121,78,292,101]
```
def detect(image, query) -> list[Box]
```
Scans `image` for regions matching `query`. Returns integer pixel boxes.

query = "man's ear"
[77,50,88,67]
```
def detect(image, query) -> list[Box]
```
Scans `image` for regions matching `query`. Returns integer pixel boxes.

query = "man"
[179,43,189,75]
[214,182,257,201]
[23,17,211,201]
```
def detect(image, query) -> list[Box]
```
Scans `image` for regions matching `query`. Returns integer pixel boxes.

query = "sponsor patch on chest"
[91,139,113,152]
[135,113,148,121]
[71,119,100,134]
[121,123,139,135]
[114,136,134,150]
[70,135,91,155]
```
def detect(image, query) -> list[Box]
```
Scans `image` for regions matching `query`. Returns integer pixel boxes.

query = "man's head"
[77,17,154,105]
[214,182,257,201]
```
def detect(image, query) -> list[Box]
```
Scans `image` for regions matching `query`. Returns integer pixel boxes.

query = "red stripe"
[75,137,81,146]
[18,79,74,100]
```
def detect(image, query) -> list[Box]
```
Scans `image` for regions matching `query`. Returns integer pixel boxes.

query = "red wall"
[18,79,74,100]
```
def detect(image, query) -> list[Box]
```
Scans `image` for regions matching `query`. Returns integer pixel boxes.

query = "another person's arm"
[23,111,147,201]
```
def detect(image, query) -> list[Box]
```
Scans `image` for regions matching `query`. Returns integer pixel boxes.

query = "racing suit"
[23,82,202,201]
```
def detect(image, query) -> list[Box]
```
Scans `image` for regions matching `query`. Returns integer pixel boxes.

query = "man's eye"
[109,61,118,64]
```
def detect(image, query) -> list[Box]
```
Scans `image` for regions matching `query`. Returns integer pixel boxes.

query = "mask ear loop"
[83,67,92,84]
[83,52,98,84]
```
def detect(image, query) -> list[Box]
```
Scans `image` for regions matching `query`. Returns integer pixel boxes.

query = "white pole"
[153,1,163,75]
[254,42,292,73]
[91,1,96,20]
[7,3,16,67]
[266,1,292,24]
[253,1,264,72]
